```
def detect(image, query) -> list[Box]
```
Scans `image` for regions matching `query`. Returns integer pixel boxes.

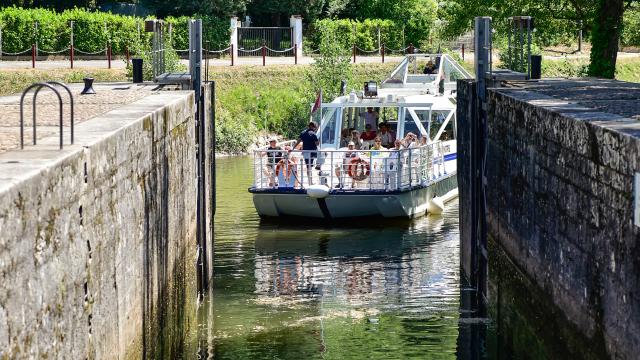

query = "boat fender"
[427,196,445,215]
[307,184,330,199]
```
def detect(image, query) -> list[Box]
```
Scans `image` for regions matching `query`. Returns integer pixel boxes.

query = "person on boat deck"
[423,60,436,75]
[378,122,396,148]
[360,124,377,149]
[359,107,379,129]
[334,141,358,188]
[402,132,419,148]
[264,138,283,186]
[293,121,320,185]
[339,128,351,148]
[350,129,363,149]
[371,136,384,150]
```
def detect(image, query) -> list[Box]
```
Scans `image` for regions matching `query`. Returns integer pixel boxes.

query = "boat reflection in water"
[235,204,463,358]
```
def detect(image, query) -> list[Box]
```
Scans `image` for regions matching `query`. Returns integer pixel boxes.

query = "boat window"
[319,108,339,147]
[442,114,456,140]
[442,56,468,82]
[430,111,449,141]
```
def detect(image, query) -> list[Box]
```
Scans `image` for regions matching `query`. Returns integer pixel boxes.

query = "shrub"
[307,19,404,53]
[0,7,228,55]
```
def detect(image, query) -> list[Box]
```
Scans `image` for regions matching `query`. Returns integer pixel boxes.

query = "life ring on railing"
[347,157,370,181]
[275,159,295,179]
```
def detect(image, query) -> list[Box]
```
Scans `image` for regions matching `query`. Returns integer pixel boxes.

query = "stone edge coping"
[490,83,640,139]
[0,90,193,195]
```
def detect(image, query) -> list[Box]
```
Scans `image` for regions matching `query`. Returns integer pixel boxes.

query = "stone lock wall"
[458,79,640,359]
[0,90,202,359]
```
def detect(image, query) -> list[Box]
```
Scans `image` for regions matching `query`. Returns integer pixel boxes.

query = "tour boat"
[249,54,471,218]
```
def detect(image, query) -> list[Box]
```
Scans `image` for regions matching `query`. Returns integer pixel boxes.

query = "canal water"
[196,156,484,359]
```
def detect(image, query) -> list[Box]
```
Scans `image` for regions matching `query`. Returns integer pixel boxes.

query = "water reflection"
[202,156,465,359]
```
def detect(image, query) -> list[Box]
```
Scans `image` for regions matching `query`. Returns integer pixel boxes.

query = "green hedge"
[165,15,230,51]
[0,7,230,55]
[307,19,405,52]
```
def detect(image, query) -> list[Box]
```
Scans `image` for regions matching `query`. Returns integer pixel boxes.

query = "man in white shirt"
[360,107,379,129]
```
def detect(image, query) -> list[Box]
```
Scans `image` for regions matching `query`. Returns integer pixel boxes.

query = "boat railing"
[252,142,449,192]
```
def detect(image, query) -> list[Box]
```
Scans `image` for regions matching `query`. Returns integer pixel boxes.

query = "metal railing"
[252,142,448,191]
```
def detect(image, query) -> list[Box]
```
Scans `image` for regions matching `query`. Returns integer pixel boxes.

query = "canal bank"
[458,78,640,359]
[0,83,214,359]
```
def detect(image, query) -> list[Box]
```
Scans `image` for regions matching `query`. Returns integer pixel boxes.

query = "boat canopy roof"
[381,54,471,93]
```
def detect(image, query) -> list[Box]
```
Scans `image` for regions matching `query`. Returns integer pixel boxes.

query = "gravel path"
[0,82,158,153]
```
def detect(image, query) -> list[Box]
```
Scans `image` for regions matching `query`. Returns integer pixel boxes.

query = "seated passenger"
[402,132,418,148]
[334,141,358,188]
[350,129,362,149]
[360,124,377,148]
[378,122,396,148]
[339,128,351,148]
[371,136,383,150]
[423,60,436,75]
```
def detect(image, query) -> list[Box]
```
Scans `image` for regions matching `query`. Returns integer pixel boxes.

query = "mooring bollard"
[132,58,143,83]
[31,44,35,68]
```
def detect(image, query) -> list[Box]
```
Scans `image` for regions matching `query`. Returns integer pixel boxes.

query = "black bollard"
[530,55,542,80]
[132,58,143,83]
[81,78,96,95]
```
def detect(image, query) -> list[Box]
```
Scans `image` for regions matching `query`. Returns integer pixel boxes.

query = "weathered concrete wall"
[458,79,640,359]
[0,90,202,359]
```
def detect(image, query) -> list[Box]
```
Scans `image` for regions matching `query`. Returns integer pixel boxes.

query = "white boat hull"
[251,173,457,219]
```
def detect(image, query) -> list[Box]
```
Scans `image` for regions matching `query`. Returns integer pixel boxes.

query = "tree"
[588,0,626,78]
[246,0,325,26]
[141,0,249,17]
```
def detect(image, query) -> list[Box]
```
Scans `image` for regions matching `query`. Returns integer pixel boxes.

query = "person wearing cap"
[334,141,358,188]
[263,138,283,187]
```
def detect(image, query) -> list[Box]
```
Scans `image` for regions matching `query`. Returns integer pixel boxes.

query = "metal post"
[377,26,381,55]
[34,21,38,57]
[381,43,385,63]
[0,27,3,61]
[294,43,297,65]
[230,44,234,66]
[125,46,130,64]
[462,43,465,61]
[70,21,74,69]
[262,41,266,66]
[108,44,112,69]
[409,43,414,54]
[527,18,532,79]
[353,44,356,63]
[32,44,36,68]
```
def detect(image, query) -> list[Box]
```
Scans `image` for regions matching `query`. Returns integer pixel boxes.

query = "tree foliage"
[306,21,352,101]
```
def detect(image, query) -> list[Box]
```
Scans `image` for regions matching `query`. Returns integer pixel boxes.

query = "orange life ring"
[275,159,295,178]
[347,157,370,181]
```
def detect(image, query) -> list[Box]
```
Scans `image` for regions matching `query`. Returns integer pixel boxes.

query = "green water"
[199,156,465,359]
